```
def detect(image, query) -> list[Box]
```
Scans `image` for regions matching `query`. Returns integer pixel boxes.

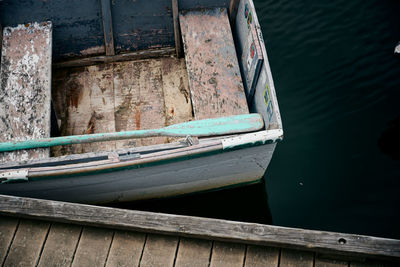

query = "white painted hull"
[0,143,276,203]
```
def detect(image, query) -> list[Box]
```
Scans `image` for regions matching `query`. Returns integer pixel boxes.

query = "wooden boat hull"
[0,0,283,203]
[0,143,277,203]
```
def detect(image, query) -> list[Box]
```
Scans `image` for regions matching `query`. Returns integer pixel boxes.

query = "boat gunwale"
[0,129,283,181]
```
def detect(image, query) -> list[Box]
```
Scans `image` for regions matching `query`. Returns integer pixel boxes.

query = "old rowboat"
[0,0,283,203]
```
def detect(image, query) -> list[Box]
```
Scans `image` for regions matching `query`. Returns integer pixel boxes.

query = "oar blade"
[163,114,264,137]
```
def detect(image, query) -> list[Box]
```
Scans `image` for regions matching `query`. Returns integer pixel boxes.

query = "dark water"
[113,0,400,239]
[256,0,400,239]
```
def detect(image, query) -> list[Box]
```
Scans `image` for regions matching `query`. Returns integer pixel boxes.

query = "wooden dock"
[0,194,399,267]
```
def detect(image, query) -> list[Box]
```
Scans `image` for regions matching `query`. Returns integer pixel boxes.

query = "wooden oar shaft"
[0,114,264,152]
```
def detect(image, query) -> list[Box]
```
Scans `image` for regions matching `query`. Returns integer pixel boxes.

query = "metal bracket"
[0,169,29,183]
[180,135,199,146]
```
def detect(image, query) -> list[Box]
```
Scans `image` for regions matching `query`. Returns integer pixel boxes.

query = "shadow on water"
[107,180,272,224]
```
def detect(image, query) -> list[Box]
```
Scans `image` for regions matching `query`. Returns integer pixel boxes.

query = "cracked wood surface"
[0,214,397,267]
[0,22,52,163]
[180,8,249,120]
[52,57,193,156]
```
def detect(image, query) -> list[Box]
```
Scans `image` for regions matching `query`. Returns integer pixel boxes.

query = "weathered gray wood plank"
[71,226,114,267]
[0,216,18,264]
[37,223,82,267]
[113,59,167,148]
[3,219,50,267]
[0,195,399,260]
[139,234,179,267]
[315,256,348,267]
[175,237,212,267]
[52,64,116,155]
[0,22,52,163]
[105,231,146,267]
[180,8,248,120]
[210,241,246,267]
[280,249,314,267]
[244,245,279,267]
[161,57,193,143]
[53,47,175,69]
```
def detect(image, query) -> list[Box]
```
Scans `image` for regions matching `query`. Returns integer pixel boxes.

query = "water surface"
[114,0,400,240]
[256,0,400,239]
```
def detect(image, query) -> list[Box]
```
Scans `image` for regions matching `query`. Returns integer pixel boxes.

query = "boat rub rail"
[0,129,283,182]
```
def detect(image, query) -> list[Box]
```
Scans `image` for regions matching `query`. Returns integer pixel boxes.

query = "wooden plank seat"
[179,8,249,120]
[0,22,52,163]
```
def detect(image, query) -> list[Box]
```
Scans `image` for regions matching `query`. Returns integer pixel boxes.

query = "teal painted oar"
[0,114,264,152]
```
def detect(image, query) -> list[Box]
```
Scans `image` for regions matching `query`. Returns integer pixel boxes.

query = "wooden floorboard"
[52,64,116,155]
[0,22,52,163]
[161,57,193,128]
[37,223,82,267]
[244,245,280,267]
[0,216,19,265]
[105,230,146,267]
[139,234,179,267]
[52,57,191,156]
[209,241,246,267]
[71,226,114,267]
[174,237,212,267]
[2,219,50,267]
[180,8,248,120]
[279,248,314,267]
[113,59,167,148]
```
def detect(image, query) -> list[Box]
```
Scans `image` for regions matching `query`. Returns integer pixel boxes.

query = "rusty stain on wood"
[0,22,52,163]
[51,64,116,156]
[161,57,193,142]
[113,59,167,148]
[180,8,249,120]
[52,57,191,156]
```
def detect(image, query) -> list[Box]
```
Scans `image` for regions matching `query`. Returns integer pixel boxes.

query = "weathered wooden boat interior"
[0,0,282,163]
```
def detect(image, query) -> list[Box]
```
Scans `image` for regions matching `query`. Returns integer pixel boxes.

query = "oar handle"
[0,129,161,152]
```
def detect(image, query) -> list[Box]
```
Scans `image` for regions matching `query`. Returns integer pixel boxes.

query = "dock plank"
[3,219,50,267]
[71,226,114,267]
[1,195,399,260]
[209,241,246,267]
[244,245,279,267]
[38,223,82,267]
[52,64,116,155]
[139,234,179,267]
[315,257,348,267]
[0,22,52,163]
[105,230,146,267]
[113,59,167,148]
[0,216,18,264]
[280,249,314,267]
[175,237,212,267]
[180,8,248,120]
